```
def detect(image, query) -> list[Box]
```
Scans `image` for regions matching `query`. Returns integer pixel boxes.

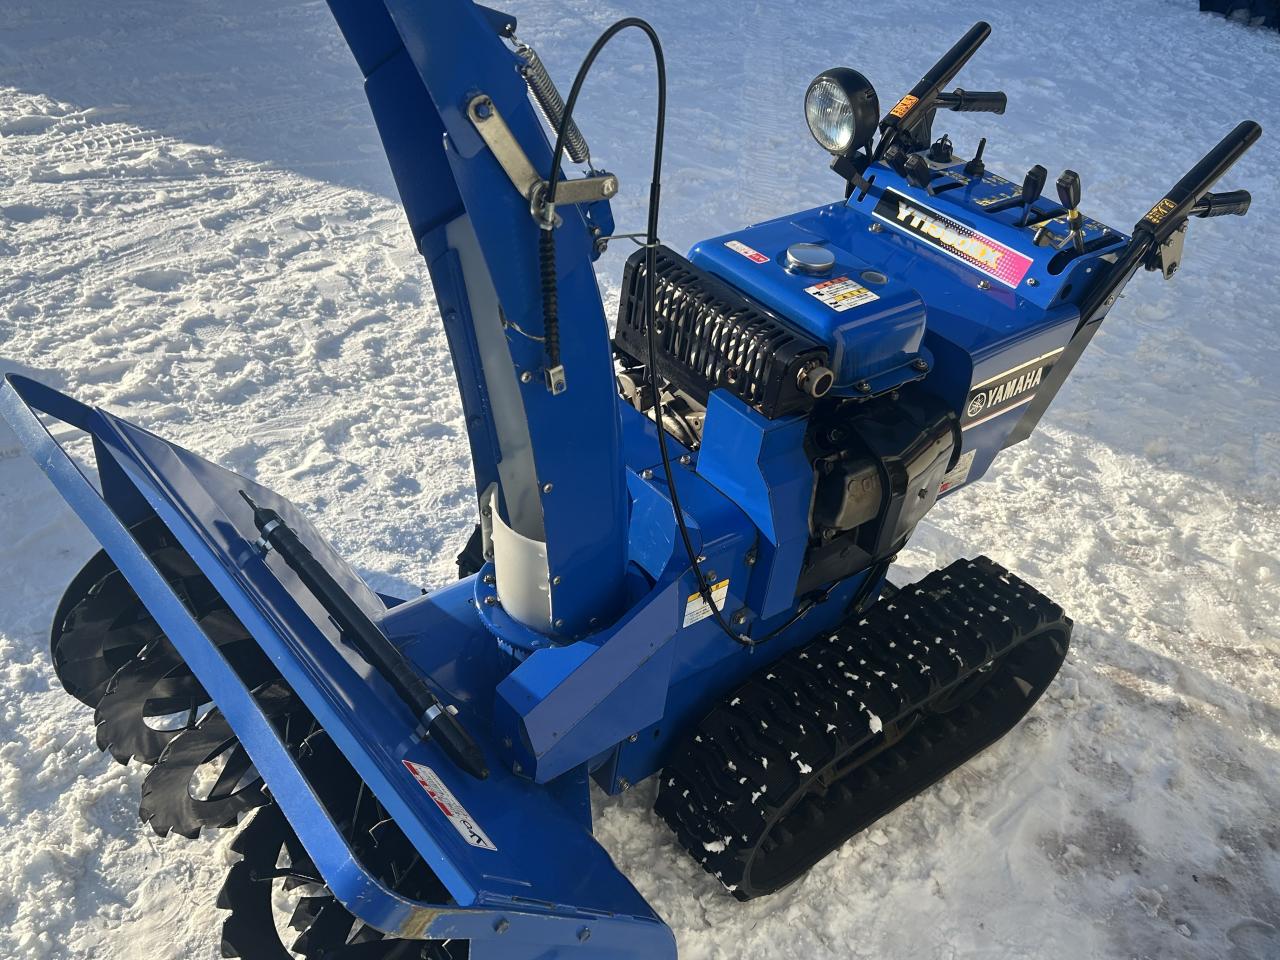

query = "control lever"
[964,137,987,178]
[1055,169,1085,252]
[929,134,954,163]
[903,153,936,194]
[1016,164,1048,226]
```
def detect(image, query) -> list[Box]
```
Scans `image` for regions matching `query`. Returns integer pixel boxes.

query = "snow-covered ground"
[1,0,1278,957]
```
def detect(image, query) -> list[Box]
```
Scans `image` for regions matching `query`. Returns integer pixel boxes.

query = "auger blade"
[139,683,301,838]
[94,642,203,764]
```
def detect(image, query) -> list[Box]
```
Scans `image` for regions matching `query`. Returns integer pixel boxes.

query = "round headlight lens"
[805,77,857,154]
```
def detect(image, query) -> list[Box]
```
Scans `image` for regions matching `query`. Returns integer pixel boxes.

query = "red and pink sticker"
[873,189,1033,288]
[724,239,769,264]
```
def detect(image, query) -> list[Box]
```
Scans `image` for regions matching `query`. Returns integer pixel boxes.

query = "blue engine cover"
[690,221,928,396]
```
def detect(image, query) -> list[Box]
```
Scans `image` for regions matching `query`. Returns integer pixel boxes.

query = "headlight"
[804,68,879,156]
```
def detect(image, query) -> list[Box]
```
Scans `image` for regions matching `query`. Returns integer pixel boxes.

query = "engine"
[614,242,958,593]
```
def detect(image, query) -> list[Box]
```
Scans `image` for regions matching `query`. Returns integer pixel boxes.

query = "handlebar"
[936,89,1007,114]
[1192,189,1252,218]
[875,21,991,158]
[1135,120,1262,243]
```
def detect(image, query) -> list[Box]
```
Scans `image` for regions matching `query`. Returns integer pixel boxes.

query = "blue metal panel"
[696,391,812,620]
[492,578,681,783]
[325,1,463,252]
[690,226,928,393]
[377,0,630,637]
[0,376,674,958]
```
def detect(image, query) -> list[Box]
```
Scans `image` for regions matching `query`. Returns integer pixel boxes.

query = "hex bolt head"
[484,595,500,606]
[628,733,639,742]
[869,222,884,233]
[542,482,553,493]
[618,778,631,791]
[641,468,654,480]
[1027,277,1040,287]
[732,610,748,626]
[744,551,757,567]
[552,575,562,586]
[475,99,494,120]
[554,618,564,628]
[912,358,929,372]
[977,279,992,290]
[678,454,692,465]
[520,371,533,383]
[482,573,495,585]
[494,917,510,934]
[855,381,872,393]
[578,927,592,943]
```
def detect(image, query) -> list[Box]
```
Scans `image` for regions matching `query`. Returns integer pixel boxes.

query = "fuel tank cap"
[784,242,836,276]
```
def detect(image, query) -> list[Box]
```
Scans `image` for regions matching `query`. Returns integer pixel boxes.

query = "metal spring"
[516,42,591,165]
[539,228,560,367]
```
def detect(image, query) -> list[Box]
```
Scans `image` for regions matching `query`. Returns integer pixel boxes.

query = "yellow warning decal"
[683,579,729,628]
[1144,197,1177,227]
[889,94,919,119]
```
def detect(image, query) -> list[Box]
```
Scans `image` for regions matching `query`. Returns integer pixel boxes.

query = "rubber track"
[656,556,1072,899]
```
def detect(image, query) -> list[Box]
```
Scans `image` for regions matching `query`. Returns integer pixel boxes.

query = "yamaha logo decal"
[962,348,1065,430]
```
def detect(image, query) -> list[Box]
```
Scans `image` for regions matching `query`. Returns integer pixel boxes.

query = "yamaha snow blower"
[1,6,1261,958]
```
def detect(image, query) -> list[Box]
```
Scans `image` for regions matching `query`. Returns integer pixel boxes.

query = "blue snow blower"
[0,5,1261,958]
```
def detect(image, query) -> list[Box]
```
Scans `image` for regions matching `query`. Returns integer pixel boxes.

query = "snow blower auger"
[1,6,1261,958]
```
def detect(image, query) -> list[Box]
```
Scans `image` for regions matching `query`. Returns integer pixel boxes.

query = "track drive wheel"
[657,556,1072,900]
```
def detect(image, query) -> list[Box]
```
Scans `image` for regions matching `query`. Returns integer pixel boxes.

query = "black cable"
[542,18,840,647]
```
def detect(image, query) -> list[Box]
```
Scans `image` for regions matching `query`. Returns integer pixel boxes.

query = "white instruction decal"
[725,239,769,264]
[683,579,730,627]
[403,760,498,851]
[804,275,879,313]
[939,449,976,494]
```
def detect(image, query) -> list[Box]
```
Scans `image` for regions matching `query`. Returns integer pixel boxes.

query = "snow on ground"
[1,0,1277,957]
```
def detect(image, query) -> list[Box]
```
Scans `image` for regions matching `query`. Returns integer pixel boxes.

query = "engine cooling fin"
[655,556,1072,900]
[614,245,830,420]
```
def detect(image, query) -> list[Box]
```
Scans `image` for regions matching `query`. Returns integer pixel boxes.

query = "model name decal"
[962,349,1065,429]
[873,189,1033,288]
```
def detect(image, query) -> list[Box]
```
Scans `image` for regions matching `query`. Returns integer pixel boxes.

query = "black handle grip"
[1192,189,1251,218]
[881,21,990,133]
[1136,120,1261,243]
[937,89,1007,114]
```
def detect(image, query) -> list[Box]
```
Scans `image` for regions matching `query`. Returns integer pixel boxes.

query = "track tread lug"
[656,556,1073,900]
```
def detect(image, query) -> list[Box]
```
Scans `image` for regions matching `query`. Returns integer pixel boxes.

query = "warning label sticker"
[939,449,976,494]
[683,579,729,627]
[803,275,880,313]
[403,760,498,851]
[724,239,769,264]
[889,94,919,119]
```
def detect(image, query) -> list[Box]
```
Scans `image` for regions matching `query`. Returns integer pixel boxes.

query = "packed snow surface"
[2,1,1278,957]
